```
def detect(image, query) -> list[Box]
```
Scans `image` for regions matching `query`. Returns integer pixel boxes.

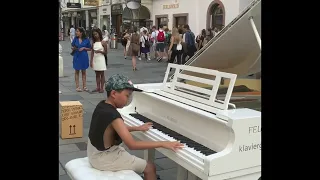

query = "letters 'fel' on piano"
[118,63,261,180]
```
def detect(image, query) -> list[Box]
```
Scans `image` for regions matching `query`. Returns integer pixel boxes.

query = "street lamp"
[125,0,141,29]
[126,0,141,9]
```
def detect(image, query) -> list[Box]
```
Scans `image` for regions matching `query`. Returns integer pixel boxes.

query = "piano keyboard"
[129,113,217,156]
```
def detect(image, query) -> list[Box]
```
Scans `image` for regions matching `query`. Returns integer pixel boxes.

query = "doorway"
[173,13,188,29]
[155,15,168,29]
[112,14,122,34]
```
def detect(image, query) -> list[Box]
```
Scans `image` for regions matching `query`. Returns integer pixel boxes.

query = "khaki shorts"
[89,145,147,173]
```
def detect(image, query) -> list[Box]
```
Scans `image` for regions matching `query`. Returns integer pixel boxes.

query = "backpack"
[157,31,165,42]
[121,33,127,47]
[144,36,151,48]
[166,33,171,44]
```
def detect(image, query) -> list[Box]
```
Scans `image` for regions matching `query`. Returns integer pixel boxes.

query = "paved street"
[59,40,178,180]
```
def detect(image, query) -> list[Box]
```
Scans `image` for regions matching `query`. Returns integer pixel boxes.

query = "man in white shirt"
[69,25,75,43]
[140,27,148,34]
[138,27,149,60]
[150,26,157,59]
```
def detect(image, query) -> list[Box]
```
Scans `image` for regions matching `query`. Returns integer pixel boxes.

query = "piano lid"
[183,0,261,77]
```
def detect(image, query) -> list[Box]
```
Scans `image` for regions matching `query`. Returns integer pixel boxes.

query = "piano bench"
[65,157,143,180]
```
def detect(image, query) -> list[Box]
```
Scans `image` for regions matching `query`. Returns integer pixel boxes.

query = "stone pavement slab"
[59,175,71,180]
[59,163,66,176]
[59,150,87,166]
[59,144,80,154]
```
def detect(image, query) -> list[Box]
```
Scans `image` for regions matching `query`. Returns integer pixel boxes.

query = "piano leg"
[143,149,155,163]
[177,165,188,180]
[177,165,201,180]
[187,171,200,180]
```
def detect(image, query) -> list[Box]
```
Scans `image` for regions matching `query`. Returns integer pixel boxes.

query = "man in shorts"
[87,74,184,180]
[150,26,157,59]
[155,25,166,62]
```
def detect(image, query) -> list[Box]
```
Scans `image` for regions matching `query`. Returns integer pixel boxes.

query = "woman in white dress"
[90,28,107,93]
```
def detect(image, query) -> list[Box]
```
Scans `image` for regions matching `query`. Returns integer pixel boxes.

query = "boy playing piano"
[87,74,184,180]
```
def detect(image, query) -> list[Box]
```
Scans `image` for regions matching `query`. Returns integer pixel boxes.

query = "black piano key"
[129,113,217,156]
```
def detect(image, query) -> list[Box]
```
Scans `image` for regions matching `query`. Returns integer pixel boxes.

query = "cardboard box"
[60,101,83,139]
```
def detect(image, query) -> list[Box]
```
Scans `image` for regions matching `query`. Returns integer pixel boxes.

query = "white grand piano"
[118,64,261,180]
[119,0,261,179]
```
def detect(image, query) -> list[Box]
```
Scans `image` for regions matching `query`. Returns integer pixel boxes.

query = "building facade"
[152,0,254,36]
[109,0,153,35]
[60,0,99,36]
[98,0,112,31]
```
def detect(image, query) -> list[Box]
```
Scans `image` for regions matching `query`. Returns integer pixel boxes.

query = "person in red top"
[155,25,166,62]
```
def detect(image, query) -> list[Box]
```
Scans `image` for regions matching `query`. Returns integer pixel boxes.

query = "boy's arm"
[126,125,140,132]
[112,118,163,150]
[126,122,152,132]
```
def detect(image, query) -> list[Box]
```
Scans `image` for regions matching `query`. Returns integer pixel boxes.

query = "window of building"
[208,3,225,30]
[157,17,168,28]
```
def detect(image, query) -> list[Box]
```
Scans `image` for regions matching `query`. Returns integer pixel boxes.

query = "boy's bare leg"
[143,161,156,180]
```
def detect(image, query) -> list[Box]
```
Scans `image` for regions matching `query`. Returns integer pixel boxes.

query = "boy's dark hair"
[164,28,169,32]
[159,24,163,29]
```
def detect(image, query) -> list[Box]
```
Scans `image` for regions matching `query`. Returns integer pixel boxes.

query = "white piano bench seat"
[65,157,143,180]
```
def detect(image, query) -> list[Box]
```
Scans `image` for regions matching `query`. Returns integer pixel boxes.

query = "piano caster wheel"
[140,174,160,179]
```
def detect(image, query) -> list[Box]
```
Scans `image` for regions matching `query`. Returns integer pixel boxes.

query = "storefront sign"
[84,0,99,6]
[99,5,110,15]
[67,3,81,8]
[102,0,111,5]
[112,0,125,4]
[163,3,179,9]
[111,4,123,15]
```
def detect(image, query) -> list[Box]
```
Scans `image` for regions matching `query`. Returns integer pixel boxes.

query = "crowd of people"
[120,24,222,70]
[68,24,222,93]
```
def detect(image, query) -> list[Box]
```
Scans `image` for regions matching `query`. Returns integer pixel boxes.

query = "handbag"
[104,54,108,66]
[144,36,151,48]
[71,44,77,56]
[176,40,182,51]
[70,50,75,56]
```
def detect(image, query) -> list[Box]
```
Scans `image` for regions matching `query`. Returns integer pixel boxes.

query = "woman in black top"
[196,29,206,50]
[168,27,183,65]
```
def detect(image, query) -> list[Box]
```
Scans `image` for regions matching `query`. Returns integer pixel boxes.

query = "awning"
[122,7,133,20]
[122,5,150,20]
